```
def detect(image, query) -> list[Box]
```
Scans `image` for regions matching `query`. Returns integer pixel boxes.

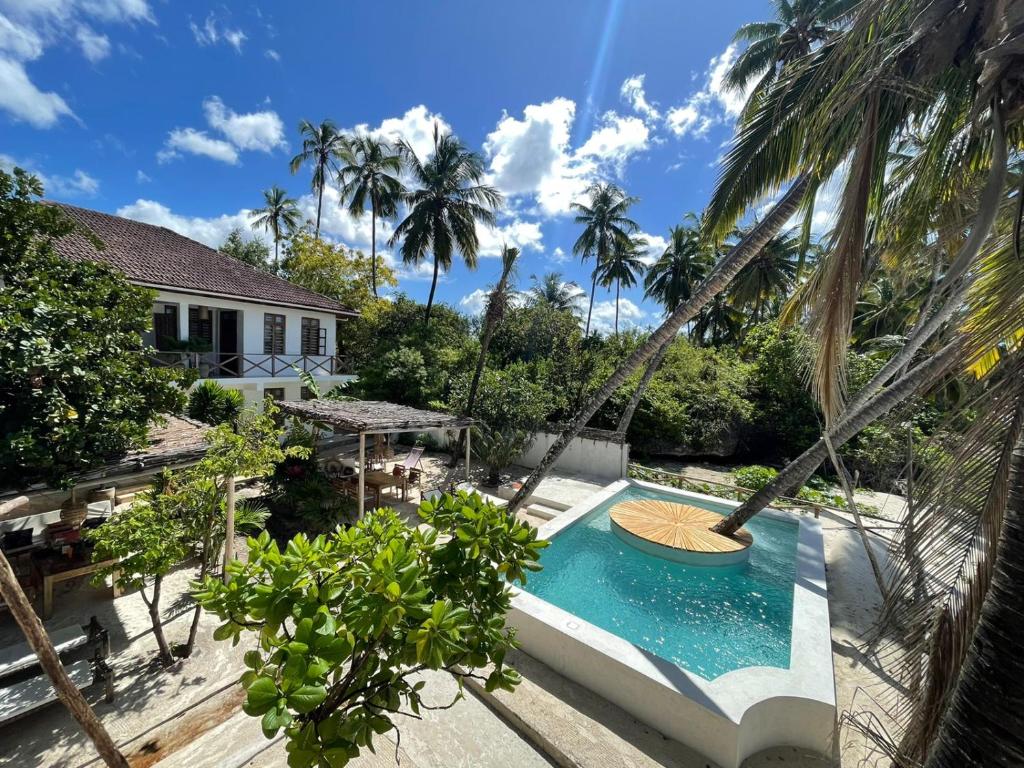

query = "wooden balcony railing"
[149,352,353,378]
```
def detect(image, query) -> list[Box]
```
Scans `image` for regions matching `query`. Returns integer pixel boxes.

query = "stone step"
[526,503,562,520]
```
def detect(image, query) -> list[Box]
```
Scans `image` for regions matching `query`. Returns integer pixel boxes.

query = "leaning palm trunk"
[424,257,440,326]
[846,107,1007,415]
[507,174,812,512]
[712,341,960,536]
[584,271,598,337]
[371,207,378,297]
[616,335,674,435]
[0,519,129,768]
[922,419,1024,767]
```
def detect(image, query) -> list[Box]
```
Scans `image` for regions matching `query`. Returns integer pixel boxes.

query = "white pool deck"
[508,478,836,768]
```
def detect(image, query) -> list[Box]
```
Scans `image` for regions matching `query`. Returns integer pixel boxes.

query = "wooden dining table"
[361,470,407,508]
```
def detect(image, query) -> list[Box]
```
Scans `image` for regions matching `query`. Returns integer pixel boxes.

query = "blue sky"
[1,0,772,333]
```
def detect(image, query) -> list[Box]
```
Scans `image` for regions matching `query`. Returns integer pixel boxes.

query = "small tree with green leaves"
[194,491,547,767]
[89,405,303,664]
[87,484,188,666]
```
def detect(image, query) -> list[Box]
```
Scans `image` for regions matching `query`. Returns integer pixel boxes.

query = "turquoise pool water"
[522,485,800,680]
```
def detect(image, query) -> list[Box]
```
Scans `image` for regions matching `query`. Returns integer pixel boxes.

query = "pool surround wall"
[508,479,835,768]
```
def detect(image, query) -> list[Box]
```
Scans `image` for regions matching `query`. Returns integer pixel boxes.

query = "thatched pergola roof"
[277,399,475,434]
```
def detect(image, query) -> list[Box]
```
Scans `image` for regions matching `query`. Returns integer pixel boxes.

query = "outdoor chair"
[392,446,425,494]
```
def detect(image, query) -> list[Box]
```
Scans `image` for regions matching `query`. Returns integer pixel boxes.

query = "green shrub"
[733,464,778,490]
[187,380,245,426]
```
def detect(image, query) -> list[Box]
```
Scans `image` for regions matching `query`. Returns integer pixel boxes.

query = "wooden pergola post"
[222,475,235,584]
[464,426,471,482]
[358,432,366,518]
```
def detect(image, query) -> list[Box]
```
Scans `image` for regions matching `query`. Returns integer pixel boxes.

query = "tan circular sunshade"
[610,499,753,554]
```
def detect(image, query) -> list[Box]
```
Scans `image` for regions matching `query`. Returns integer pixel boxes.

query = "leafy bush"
[357,346,429,405]
[733,464,778,490]
[0,168,185,488]
[449,363,554,434]
[195,491,547,767]
[473,426,535,486]
[187,380,245,426]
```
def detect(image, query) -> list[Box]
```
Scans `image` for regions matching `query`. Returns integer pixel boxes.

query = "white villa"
[49,202,359,406]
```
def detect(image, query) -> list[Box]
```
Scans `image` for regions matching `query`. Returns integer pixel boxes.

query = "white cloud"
[158,128,239,165]
[0,152,98,196]
[551,246,569,263]
[189,12,246,53]
[459,288,489,315]
[477,218,544,258]
[0,58,74,127]
[0,1,152,126]
[620,74,660,121]
[577,111,650,170]
[158,97,286,164]
[135,169,150,183]
[202,96,285,153]
[588,297,646,335]
[116,199,254,248]
[636,232,669,266]
[74,24,109,61]
[663,44,752,139]
[484,98,652,217]
[347,105,451,162]
[265,48,279,61]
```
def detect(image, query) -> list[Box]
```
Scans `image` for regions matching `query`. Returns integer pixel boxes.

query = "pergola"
[277,399,475,517]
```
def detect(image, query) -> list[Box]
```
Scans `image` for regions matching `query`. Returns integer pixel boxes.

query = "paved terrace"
[0,456,902,767]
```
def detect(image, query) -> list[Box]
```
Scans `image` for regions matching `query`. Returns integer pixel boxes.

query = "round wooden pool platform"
[610,499,753,565]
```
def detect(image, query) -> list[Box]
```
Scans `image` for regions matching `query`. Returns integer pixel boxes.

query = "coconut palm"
[337,135,405,297]
[594,236,646,335]
[571,183,640,337]
[728,227,799,326]
[527,272,580,313]
[615,217,715,434]
[725,0,853,111]
[388,127,502,326]
[250,186,301,274]
[289,120,347,240]
[454,245,521,462]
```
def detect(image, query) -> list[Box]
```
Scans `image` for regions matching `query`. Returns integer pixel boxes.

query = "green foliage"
[220,228,271,272]
[359,346,429,405]
[742,323,821,460]
[473,427,534,486]
[600,338,753,456]
[194,491,547,767]
[0,168,186,489]
[449,364,554,435]
[733,464,779,491]
[187,380,245,426]
[283,231,396,314]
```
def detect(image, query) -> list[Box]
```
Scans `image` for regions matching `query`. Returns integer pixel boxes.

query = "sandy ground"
[0,457,905,768]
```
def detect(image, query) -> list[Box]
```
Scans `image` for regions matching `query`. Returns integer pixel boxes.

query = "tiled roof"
[47,202,356,316]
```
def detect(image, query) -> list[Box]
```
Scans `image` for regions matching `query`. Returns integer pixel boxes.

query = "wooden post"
[0,498,129,768]
[222,475,235,584]
[358,432,366,518]
[464,427,471,483]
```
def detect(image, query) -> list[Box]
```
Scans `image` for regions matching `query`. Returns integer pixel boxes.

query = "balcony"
[148,352,353,379]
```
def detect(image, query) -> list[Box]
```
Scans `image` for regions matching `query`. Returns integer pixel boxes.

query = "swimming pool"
[522,484,799,680]
[508,478,835,768]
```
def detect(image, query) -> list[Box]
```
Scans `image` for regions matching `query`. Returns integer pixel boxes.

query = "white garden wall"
[516,426,628,479]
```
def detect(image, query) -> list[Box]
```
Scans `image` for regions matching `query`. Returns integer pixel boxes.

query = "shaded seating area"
[277,400,475,517]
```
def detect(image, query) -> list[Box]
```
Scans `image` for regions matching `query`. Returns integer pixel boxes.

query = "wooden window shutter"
[264,313,285,354]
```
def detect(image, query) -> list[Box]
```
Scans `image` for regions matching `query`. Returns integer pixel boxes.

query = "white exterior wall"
[148,288,355,405]
[516,430,629,479]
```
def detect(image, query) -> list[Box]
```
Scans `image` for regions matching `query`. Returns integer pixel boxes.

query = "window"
[264,387,285,402]
[263,313,285,354]
[300,386,314,401]
[152,304,178,351]
[301,317,325,355]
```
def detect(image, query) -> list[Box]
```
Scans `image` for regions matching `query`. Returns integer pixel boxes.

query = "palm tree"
[289,120,346,239]
[571,183,640,337]
[727,227,799,327]
[454,245,521,463]
[388,126,502,326]
[250,186,301,274]
[692,293,745,346]
[725,0,852,110]
[616,217,714,434]
[527,272,580,313]
[337,135,405,297]
[594,236,646,335]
